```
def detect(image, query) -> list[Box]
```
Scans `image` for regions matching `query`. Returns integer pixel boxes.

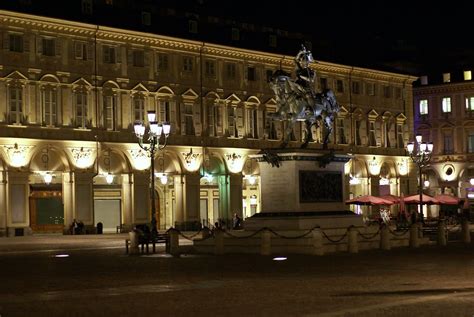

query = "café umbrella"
[403,193,439,205]
[346,195,394,206]
[433,194,460,205]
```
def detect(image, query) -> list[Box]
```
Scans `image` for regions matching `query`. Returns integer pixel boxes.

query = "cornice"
[414,82,474,95]
[0,10,416,82]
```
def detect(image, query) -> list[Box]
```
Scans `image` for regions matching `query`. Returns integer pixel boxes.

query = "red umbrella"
[379,194,400,203]
[403,194,439,205]
[346,195,394,206]
[433,194,460,205]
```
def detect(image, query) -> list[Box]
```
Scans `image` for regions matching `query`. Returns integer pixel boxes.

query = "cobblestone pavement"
[1,234,474,316]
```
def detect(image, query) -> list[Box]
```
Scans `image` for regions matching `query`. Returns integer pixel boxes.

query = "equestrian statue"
[269,45,339,149]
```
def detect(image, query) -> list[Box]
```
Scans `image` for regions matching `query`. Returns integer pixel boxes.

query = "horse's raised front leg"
[322,115,333,149]
[301,119,315,148]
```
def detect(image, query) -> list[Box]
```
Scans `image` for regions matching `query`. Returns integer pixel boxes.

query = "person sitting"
[232,213,242,230]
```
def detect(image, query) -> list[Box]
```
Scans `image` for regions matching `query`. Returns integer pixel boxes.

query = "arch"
[39,74,60,83]
[205,91,220,100]
[102,80,120,89]
[29,144,69,172]
[246,96,260,104]
[155,150,182,175]
[97,147,131,175]
[156,86,175,95]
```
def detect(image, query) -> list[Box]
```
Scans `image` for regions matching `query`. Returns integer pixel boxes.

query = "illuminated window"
[207,100,216,137]
[247,108,258,139]
[466,96,474,111]
[443,134,453,154]
[419,99,428,115]
[464,70,472,81]
[443,73,451,83]
[442,97,451,113]
[42,88,57,126]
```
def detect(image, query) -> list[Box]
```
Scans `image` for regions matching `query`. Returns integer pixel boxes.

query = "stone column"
[173,175,185,228]
[62,171,74,233]
[121,173,133,229]
[229,173,243,218]
[6,171,30,236]
[182,172,201,229]
[131,172,150,224]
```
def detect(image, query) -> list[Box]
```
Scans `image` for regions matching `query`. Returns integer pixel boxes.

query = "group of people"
[70,219,84,235]
[213,213,243,230]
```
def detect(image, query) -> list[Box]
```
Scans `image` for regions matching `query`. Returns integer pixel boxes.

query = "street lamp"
[406,134,433,222]
[133,111,171,233]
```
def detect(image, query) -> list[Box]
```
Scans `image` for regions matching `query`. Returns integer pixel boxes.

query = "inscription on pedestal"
[265,168,291,208]
[299,171,342,203]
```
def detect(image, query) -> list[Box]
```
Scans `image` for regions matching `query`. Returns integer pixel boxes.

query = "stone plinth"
[246,150,363,230]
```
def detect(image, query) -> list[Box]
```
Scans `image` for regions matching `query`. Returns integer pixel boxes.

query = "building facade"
[0,10,417,236]
[413,72,474,217]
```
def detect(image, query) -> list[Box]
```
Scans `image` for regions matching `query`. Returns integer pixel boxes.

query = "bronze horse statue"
[269,46,339,149]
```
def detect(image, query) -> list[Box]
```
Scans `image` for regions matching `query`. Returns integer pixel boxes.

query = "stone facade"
[0,10,417,236]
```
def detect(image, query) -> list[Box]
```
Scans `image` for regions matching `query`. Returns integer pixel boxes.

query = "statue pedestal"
[245,150,363,230]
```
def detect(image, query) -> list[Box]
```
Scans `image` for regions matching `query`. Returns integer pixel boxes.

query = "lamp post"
[133,111,171,233]
[406,135,433,222]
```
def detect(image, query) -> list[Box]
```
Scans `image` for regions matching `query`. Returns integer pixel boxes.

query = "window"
[384,122,392,148]
[467,132,474,153]
[9,87,23,124]
[75,92,88,129]
[337,118,346,144]
[133,50,144,67]
[188,20,198,34]
[466,96,474,111]
[444,134,453,154]
[351,81,360,94]
[355,120,361,146]
[74,41,87,60]
[383,86,391,98]
[81,0,92,15]
[227,106,237,137]
[141,12,151,26]
[368,122,376,146]
[133,95,145,122]
[464,70,472,81]
[207,102,216,137]
[247,108,258,138]
[397,124,404,148]
[269,34,277,47]
[336,80,344,93]
[231,28,240,41]
[42,89,57,126]
[104,95,116,130]
[159,100,171,122]
[247,67,256,81]
[183,56,193,72]
[442,97,451,113]
[394,87,402,99]
[103,46,116,64]
[157,54,168,71]
[226,63,236,79]
[184,103,194,135]
[42,38,55,56]
[266,70,273,82]
[264,110,277,140]
[366,83,375,96]
[419,99,428,115]
[9,34,23,52]
[205,60,216,78]
[468,133,474,153]
[320,78,328,90]
[443,73,451,83]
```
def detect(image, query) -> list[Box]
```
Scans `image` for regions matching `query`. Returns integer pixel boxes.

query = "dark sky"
[205,0,474,75]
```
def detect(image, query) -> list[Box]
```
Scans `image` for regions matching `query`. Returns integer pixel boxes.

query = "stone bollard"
[129,230,139,255]
[462,219,471,244]
[214,229,224,255]
[380,225,391,250]
[312,228,324,256]
[169,229,180,256]
[260,229,272,256]
[437,219,447,246]
[348,226,358,254]
[409,224,419,248]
